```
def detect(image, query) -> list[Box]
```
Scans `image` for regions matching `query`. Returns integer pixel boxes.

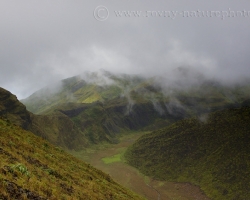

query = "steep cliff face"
[0,87,31,129]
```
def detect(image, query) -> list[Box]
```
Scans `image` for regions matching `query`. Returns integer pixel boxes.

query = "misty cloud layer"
[1,0,250,99]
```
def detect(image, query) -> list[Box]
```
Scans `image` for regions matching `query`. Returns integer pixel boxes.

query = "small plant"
[10,163,30,177]
[55,146,63,152]
[8,141,15,147]
[43,143,49,149]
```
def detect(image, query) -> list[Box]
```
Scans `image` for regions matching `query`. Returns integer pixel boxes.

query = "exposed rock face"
[0,87,31,129]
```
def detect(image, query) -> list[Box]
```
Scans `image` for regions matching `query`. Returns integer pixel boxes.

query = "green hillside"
[0,117,144,199]
[125,105,250,200]
[21,71,146,114]
[0,87,88,150]
[29,112,88,150]
[20,71,250,148]
[22,71,250,116]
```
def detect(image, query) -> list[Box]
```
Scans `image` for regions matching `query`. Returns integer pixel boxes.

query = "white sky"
[1,0,250,99]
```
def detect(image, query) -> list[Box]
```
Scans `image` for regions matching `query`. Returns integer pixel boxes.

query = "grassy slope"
[29,112,88,150]
[73,131,211,200]
[0,118,144,200]
[22,72,250,116]
[125,106,250,200]
[47,83,248,147]
[21,73,141,115]
[70,100,174,144]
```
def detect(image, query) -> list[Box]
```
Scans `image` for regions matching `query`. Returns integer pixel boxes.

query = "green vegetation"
[10,163,30,177]
[102,154,123,164]
[125,106,250,200]
[72,131,210,200]
[20,72,250,149]
[2,72,250,199]
[2,76,250,199]
[101,146,127,164]
[29,112,88,150]
[0,118,144,200]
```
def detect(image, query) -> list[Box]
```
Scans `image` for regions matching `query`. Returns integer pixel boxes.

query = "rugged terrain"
[21,70,250,149]
[0,87,144,199]
[1,69,250,199]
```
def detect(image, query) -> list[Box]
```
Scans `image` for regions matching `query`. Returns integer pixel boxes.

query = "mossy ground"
[0,118,144,200]
[102,151,124,164]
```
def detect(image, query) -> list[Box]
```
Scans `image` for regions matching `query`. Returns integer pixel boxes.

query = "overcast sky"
[1,0,250,99]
